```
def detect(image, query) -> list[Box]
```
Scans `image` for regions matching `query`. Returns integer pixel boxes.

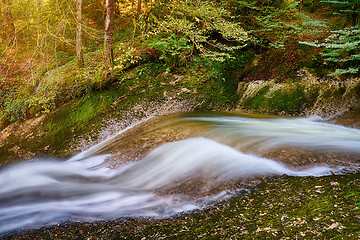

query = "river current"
[0,112,359,236]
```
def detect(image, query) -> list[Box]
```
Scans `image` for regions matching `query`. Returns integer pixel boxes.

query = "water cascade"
[1,113,359,236]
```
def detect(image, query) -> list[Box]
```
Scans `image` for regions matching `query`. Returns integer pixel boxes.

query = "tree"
[104,0,115,71]
[76,0,84,68]
[137,0,142,17]
[36,0,42,47]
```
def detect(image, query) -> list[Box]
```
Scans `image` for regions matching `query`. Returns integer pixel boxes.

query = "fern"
[300,24,360,76]
[328,67,359,76]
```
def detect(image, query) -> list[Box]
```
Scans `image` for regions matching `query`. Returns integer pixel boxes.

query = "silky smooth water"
[187,115,360,153]
[1,113,359,236]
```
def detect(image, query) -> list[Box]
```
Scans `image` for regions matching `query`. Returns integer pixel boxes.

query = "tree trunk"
[76,0,84,68]
[104,0,115,71]
[137,0,142,17]
[36,0,42,47]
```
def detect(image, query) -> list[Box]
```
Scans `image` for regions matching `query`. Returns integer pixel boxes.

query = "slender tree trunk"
[137,0,142,17]
[104,0,115,71]
[76,0,84,68]
[142,0,150,40]
[36,0,41,47]
[350,3,359,26]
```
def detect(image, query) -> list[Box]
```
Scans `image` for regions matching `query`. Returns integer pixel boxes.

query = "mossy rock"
[242,84,318,115]
[321,87,346,99]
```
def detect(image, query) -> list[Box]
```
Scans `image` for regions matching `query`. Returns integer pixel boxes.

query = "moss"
[243,85,318,115]
[322,89,333,99]
[43,94,105,153]
[322,87,346,99]
[269,86,309,114]
[243,86,270,110]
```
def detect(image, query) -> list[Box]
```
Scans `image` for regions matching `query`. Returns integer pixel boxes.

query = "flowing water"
[1,112,360,236]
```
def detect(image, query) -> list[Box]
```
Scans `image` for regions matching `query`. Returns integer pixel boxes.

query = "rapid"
[1,112,359,236]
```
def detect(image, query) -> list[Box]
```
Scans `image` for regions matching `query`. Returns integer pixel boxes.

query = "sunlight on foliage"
[139,0,249,65]
[113,43,141,71]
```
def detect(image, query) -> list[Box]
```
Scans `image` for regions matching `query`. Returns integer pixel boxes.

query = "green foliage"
[0,78,17,108]
[1,53,98,125]
[3,98,29,122]
[28,94,57,115]
[2,0,359,130]
[113,43,142,71]
[148,33,192,70]
[0,77,27,124]
[300,24,360,76]
[137,0,249,70]
[227,0,332,76]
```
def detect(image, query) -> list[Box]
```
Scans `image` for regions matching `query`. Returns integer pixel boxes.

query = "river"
[0,111,359,236]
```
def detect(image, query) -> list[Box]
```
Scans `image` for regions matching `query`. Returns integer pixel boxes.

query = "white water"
[0,114,359,236]
[187,115,360,153]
